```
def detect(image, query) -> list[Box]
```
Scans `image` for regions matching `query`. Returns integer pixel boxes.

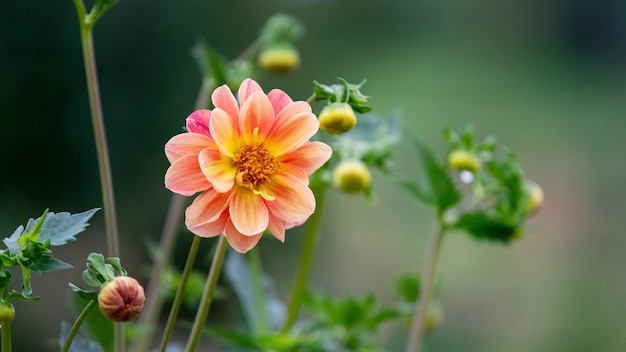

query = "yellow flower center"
[234,143,279,192]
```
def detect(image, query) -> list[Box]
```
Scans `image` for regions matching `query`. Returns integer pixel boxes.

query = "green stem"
[61,299,97,352]
[246,248,268,335]
[280,185,328,334]
[159,235,203,352]
[405,222,446,352]
[1,321,11,352]
[73,3,123,350]
[184,236,229,352]
[76,3,120,261]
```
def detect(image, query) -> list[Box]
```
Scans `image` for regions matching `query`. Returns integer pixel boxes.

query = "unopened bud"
[98,276,145,322]
[447,149,481,173]
[0,301,15,325]
[319,102,357,135]
[524,180,544,216]
[333,160,371,194]
[258,44,300,73]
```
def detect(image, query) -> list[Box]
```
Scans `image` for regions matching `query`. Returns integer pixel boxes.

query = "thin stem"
[1,320,11,352]
[61,299,97,352]
[280,185,328,334]
[405,222,446,352]
[78,11,120,261]
[159,235,203,352]
[74,7,123,351]
[184,236,229,352]
[246,248,268,335]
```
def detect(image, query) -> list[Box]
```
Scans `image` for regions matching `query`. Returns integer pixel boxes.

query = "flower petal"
[224,219,263,253]
[165,154,212,196]
[277,141,332,175]
[211,85,239,121]
[268,89,293,115]
[186,110,212,135]
[267,218,287,242]
[230,189,269,235]
[165,133,214,163]
[209,108,241,157]
[186,202,230,238]
[266,109,319,156]
[265,173,316,227]
[186,188,232,224]
[239,92,275,144]
[237,78,263,106]
[198,148,236,193]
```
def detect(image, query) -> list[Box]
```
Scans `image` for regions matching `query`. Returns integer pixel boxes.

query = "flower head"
[165,79,332,253]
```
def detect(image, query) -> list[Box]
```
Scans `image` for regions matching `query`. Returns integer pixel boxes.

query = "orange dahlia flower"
[165,79,332,253]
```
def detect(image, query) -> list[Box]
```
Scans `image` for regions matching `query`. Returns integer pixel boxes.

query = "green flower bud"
[98,276,145,322]
[524,180,544,216]
[0,301,15,325]
[319,102,357,135]
[425,301,444,332]
[258,43,300,73]
[333,160,371,194]
[447,149,481,173]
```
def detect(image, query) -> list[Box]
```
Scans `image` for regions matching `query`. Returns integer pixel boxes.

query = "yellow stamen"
[234,143,279,193]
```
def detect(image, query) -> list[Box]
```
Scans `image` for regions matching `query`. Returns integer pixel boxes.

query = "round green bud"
[258,43,300,73]
[524,180,544,216]
[447,149,481,173]
[98,276,145,322]
[333,160,371,194]
[0,301,15,325]
[318,102,357,135]
[425,301,444,332]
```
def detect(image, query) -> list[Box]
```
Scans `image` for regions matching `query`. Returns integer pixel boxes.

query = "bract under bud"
[319,102,357,135]
[258,43,300,73]
[333,160,371,194]
[447,149,481,173]
[98,276,145,322]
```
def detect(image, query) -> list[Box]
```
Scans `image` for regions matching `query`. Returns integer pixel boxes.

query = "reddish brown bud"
[98,276,145,322]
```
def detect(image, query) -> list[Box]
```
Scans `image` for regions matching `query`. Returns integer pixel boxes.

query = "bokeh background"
[1,0,626,350]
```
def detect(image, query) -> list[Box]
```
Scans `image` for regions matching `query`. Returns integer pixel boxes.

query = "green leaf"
[69,283,99,300]
[396,274,421,302]
[107,256,126,276]
[408,133,461,214]
[31,256,72,273]
[20,264,32,296]
[191,39,227,86]
[33,208,99,247]
[223,249,285,332]
[455,211,519,243]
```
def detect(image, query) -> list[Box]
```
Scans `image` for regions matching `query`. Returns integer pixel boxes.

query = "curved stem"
[159,234,203,352]
[280,185,328,333]
[184,236,229,352]
[61,299,97,352]
[405,222,446,352]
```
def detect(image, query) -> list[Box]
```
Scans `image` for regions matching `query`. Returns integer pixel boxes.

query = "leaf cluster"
[400,127,537,243]
[0,208,99,301]
[312,78,372,113]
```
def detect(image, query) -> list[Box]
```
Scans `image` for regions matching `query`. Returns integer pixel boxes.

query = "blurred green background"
[1,0,626,350]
